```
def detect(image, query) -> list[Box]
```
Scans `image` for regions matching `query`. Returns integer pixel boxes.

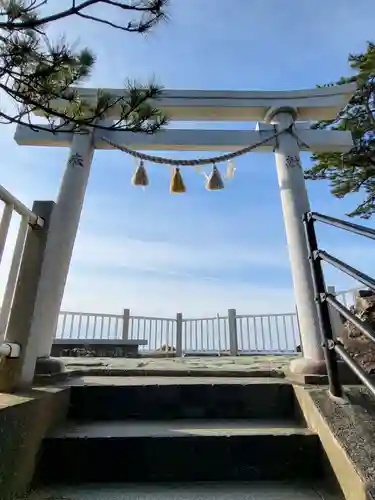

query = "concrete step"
[47,418,313,438]
[27,481,342,499]
[67,379,298,421]
[34,419,323,484]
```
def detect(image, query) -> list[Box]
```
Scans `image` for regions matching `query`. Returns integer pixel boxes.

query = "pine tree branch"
[0,0,168,31]
[0,78,168,132]
[307,42,375,217]
[75,10,153,33]
[0,0,169,137]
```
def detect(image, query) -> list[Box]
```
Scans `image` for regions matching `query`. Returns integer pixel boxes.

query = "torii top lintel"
[34,83,356,122]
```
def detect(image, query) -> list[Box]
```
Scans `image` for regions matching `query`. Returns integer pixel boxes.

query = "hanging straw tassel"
[131,160,149,187]
[225,159,236,179]
[195,165,210,181]
[170,167,186,193]
[206,165,224,191]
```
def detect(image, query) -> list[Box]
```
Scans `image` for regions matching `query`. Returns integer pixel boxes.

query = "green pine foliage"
[305,41,375,218]
[0,0,169,132]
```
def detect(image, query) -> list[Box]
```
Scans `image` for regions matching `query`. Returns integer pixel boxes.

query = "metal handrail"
[310,212,375,240]
[317,250,375,292]
[304,211,375,399]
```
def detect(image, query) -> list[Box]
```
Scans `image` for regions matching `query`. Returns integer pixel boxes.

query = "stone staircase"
[28,378,342,499]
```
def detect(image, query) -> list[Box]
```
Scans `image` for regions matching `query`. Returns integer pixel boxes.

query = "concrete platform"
[27,482,341,499]
[61,355,296,377]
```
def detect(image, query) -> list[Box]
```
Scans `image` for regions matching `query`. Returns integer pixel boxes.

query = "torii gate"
[14,84,355,381]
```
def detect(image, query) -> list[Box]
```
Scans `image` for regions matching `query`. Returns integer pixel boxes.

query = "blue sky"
[1,0,375,317]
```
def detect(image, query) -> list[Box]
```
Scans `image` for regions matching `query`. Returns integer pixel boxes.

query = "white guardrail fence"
[55,287,359,356]
[0,186,44,359]
[56,311,299,355]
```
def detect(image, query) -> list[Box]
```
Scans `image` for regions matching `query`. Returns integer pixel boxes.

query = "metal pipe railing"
[305,210,375,399]
[318,250,375,292]
[310,212,375,240]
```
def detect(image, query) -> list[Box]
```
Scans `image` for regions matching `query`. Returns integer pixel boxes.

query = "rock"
[358,289,374,299]
[340,289,375,374]
[156,344,176,352]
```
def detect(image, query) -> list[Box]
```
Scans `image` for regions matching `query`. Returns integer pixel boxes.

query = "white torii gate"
[14,83,355,382]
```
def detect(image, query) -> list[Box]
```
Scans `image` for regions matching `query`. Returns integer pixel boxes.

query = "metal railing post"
[228,308,238,356]
[303,213,342,398]
[176,313,183,357]
[122,308,130,340]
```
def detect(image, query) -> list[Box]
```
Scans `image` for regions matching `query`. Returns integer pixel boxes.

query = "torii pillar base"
[286,357,362,386]
[35,356,66,376]
[289,356,327,376]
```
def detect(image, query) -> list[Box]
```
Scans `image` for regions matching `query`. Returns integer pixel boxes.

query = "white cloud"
[58,224,295,316]
[62,269,296,318]
[70,232,289,276]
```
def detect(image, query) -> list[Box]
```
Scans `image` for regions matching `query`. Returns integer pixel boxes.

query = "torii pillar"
[266,108,324,375]
[14,84,355,383]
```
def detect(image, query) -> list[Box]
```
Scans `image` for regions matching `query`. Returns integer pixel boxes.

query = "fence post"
[122,308,130,340]
[176,313,183,357]
[327,286,344,341]
[0,201,56,391]
[228,308,238,356]
[294,304,303,355]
